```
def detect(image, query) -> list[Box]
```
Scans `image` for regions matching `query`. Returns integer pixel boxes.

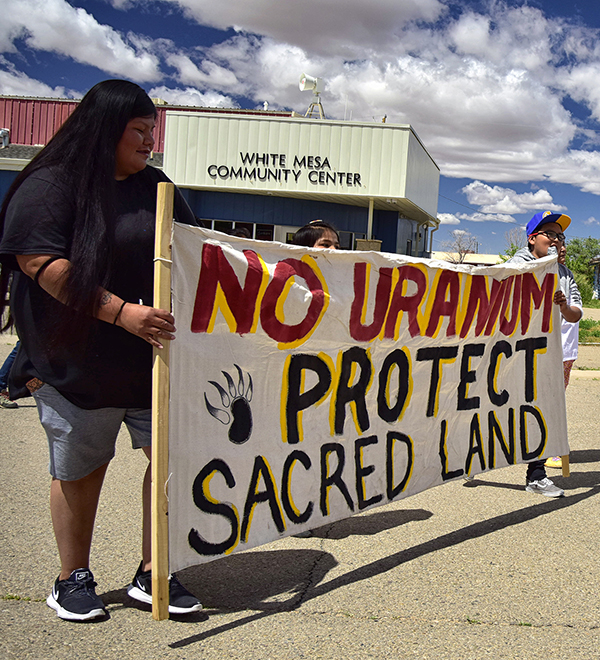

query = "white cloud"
[165,53,241,90]
[455,212,516,224]
[6,0,600,204]
[438,213,461,225]
[136,1,591,192]
[461,181,566,215]
[0,0,161,84]
[0,61,75,97]
[160,0,446,57]
[584,216,600,226]
[148,85,236,107]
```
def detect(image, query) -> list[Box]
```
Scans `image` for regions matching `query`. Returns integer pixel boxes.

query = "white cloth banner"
[169,225,568,571]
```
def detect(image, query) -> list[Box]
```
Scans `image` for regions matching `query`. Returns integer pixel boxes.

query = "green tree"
[565,237,600,281]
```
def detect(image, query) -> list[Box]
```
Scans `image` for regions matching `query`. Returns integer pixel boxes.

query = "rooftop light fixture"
[299,73,325,119]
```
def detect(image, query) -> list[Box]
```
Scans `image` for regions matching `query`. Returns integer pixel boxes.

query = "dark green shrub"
[573,272,593,306]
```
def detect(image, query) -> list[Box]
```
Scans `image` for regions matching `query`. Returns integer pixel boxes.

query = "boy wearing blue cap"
[507,211,582,497]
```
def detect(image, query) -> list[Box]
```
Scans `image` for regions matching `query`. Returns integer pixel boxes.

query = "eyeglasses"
[532,230,565,242]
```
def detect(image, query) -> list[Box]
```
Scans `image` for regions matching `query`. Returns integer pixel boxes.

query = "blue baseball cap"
[526,211,571,236]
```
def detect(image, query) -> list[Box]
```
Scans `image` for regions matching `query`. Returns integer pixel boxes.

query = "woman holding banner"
[0,80,202,620]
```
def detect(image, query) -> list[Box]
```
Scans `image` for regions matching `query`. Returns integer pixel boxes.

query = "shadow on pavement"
[461,478,523,491]
[169,484,600,649]
[569,449,600,464]
[306,507,433,540]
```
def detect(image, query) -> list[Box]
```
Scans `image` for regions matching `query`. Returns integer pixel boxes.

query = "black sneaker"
[46,568,106,621]
[127,561,202,614]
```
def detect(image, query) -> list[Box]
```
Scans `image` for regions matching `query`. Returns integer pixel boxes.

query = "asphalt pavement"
[2,332,600,660]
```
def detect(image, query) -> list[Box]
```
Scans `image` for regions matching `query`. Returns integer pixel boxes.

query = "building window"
[255,224,274,241]
[214,220,233,234]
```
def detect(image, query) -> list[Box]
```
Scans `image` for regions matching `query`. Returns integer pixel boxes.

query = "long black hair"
[0,79,156,333]
[292,220,339,248]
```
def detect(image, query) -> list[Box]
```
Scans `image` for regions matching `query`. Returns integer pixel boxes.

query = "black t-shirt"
[0,165,196,409]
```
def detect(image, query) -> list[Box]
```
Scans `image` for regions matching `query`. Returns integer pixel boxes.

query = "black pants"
[526,459,546,483]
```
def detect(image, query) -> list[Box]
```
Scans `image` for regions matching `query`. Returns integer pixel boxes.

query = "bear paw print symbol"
[204,364,253,444]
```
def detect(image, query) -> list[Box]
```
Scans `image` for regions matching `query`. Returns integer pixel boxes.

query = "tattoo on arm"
[100,291,113,307]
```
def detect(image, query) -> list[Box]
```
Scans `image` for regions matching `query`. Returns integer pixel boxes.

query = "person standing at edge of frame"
[0,80,203,621]
[505,210,581,497]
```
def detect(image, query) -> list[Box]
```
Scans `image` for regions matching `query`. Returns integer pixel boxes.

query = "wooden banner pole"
[151,182,174,620]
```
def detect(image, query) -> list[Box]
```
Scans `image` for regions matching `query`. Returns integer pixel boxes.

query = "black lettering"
[520,405,547,460]
[488,409,516,467]
[188,458,238,556]
[320,443,355,515]
[439,419,463,480]
[377,349,410,423]
[458,343,485,411]
[285,354,332,444]
[335,347,372,435]
[487,340,512,406]
[355,436,383,510]
[281,450,314,524]
[241,456,285,543]
[386,431,413,499]
[416,346,459,417]
[516,337,547,402]
[465,413,486,474]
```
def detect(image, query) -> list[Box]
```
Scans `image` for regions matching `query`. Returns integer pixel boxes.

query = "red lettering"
[349,264,393,341]
[425,270,460,337]
[499,275,522,336]
[260,259,325,344]
[459,276,502,338]
[520,272,555,334]
[191,244,264,334]
[384,266,427,338]
[484,278,512,336]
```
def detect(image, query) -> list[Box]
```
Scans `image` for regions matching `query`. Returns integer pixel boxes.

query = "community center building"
[0,95,440,256]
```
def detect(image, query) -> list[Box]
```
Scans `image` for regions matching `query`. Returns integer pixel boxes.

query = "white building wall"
[163,112,439,222]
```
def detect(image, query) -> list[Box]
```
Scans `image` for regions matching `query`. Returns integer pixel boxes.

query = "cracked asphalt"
[2,332,600,659]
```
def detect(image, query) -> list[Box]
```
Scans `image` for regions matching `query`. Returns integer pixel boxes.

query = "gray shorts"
[32,384,151,481]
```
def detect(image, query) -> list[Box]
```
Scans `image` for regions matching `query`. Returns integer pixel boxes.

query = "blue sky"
[2,0,600,253]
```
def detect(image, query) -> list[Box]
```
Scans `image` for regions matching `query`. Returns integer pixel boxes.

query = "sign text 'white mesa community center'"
[168,225,568,571]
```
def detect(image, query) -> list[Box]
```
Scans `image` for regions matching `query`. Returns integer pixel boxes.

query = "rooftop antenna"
[299,73,325,119]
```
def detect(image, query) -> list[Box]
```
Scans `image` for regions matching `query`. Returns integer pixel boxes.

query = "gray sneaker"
[525,477,564,498]
[0,390,18,408]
